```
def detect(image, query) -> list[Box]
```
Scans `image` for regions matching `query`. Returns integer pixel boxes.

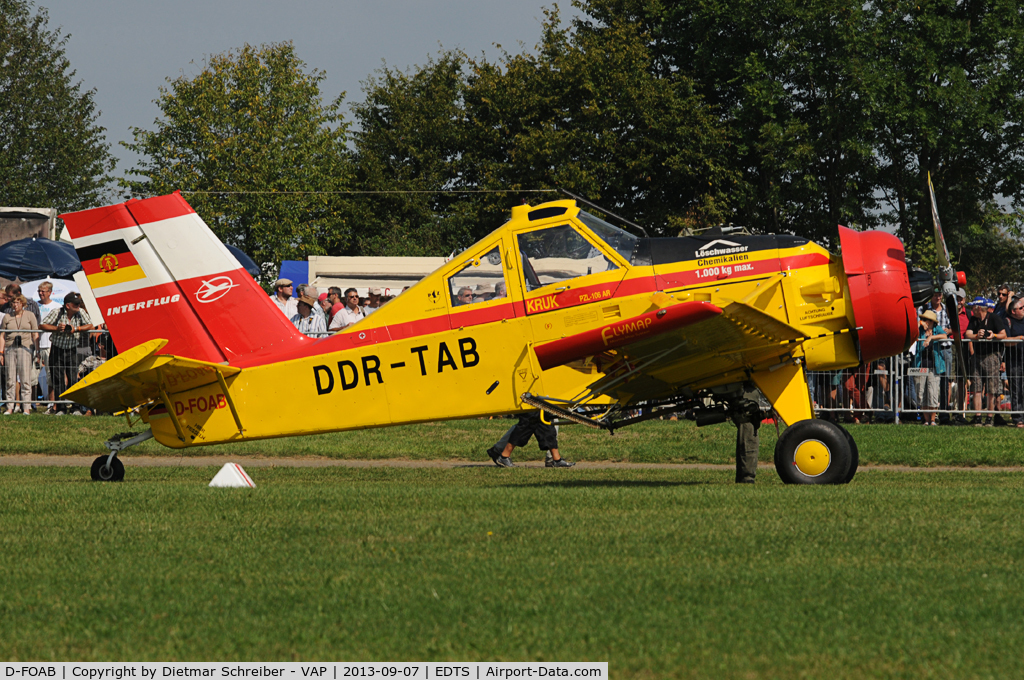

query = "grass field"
[4,416,1024,467]
[2,465,1023,678]
[2,418,1024,677]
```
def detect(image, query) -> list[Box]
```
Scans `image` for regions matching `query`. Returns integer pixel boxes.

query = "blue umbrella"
[0,238,81,280]
[225,244,261,280]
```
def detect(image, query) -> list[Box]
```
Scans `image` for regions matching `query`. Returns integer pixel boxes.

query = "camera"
[11,335,21,348]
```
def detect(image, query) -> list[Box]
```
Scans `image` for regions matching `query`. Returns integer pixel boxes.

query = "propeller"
[927,172,968,413]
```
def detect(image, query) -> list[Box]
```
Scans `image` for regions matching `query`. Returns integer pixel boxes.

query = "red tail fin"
[61,193,310,363]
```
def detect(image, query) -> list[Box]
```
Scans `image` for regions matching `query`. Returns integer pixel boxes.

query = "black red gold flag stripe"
[77,239,146,288]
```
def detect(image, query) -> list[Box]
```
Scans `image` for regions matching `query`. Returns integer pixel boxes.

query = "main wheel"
[90,455,125,482]
[835,424,860,484]
[774,419,852,485]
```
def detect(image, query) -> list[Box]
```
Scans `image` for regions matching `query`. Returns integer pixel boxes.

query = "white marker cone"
[209,463,255,488]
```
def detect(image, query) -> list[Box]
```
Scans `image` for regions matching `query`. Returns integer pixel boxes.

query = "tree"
[579,0,881,245]
[350,7,732,254]
[0,0,115,212]
[463,7,734,235]
[350,52,476,256]
[123,42,353,280]
[866,0,1024,257]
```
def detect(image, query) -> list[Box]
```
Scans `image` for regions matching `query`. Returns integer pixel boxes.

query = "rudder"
[61,193,309,364]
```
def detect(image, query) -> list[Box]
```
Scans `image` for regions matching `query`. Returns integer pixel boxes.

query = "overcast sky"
[40,0,581,175]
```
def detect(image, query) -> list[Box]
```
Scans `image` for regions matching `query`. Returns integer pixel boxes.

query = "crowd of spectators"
[271,279,401,337]
[0,281,112,415]
[813,284,1024,427]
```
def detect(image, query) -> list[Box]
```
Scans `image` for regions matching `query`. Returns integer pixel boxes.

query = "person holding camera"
[39,292,93,415]
[965,296,1007,426]
[0,294,40,415]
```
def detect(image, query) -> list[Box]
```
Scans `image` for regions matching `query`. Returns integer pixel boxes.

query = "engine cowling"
[838,226,917,363]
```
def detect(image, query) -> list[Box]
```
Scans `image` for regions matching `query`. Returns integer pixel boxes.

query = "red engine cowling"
[838,226,917,363]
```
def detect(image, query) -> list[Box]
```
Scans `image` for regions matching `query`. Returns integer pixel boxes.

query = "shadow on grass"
[499,479,714,488]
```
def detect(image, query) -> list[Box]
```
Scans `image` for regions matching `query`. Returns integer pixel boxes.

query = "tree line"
[5,0,1024,287]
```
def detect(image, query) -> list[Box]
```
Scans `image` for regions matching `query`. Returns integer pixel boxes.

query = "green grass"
[1,466,1024,678]
[3,416,1024,467]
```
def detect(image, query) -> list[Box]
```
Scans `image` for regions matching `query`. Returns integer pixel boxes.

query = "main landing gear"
[90,429,153,482]
[774,419,858,485]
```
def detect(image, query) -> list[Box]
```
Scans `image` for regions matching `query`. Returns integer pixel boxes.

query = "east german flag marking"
[76,239,145,288]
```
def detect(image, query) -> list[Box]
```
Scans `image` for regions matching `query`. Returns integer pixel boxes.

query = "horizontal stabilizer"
[62,338,241,413]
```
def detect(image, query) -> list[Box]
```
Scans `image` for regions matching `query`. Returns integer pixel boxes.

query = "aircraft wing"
[534,297,809,405]
[62,338,242,414]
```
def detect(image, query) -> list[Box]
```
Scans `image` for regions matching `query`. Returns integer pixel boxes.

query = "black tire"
[90,455,125,482]
[774,419,852,485]
[835,424,860,484]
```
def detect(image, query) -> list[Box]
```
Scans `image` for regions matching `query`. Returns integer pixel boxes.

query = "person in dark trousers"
[1004,297,1024,427]
[965,297,1007,425]
[730,396,763,484]
[38,292,93,415]
[486,410,575,468]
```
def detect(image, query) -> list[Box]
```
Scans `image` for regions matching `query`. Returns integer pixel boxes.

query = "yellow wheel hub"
[793,440,831,477]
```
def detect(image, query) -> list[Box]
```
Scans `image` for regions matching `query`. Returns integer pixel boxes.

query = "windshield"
[577,210,639,264]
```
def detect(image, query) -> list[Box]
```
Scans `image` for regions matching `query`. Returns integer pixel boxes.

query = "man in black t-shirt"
[966,298,1007,424]
[1004,297,1024,427]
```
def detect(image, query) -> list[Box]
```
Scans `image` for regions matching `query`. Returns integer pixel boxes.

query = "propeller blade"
[928,172,952,270]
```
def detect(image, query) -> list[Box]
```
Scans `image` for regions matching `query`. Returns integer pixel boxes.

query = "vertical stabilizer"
[61,193,309,363]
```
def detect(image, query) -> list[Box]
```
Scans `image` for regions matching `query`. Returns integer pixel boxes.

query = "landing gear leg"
[91,430,153,482]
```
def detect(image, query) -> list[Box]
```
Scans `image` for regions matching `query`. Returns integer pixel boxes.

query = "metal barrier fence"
[0,328,113,414]
[4,324,1024,424]
[810,338,1024,425]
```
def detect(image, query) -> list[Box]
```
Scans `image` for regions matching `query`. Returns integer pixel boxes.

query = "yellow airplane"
[61,192,922,484]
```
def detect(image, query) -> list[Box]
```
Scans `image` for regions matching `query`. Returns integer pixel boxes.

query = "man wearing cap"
[271,279,297,319]
[919,288,953,417]
[317,292,332,323]
[39,292,93,415]
[363,288,383,316]
[473,283,494,303]
[297,284,325,323]
[329,288,364,331]
[290,290,327,338]
[913,310,947,425]
[966,296,1007,425]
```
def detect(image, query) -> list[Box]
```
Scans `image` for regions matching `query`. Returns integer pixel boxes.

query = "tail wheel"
[90,455,125,482]
[774,420,852,485]
[835,424,860,484]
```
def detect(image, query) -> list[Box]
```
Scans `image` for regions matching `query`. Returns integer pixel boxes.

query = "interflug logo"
[195,276,240,303]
